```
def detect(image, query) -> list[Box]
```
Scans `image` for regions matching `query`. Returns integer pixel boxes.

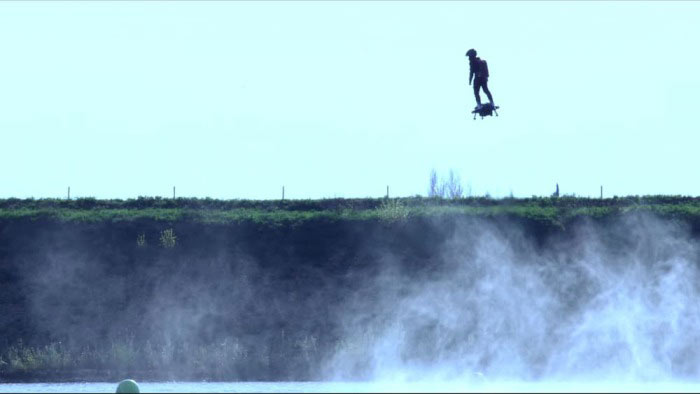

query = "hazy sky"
[1,1,699,200]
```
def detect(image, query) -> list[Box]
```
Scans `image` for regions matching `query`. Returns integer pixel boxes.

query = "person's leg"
[473,78,482,107]
[481,78,494,106]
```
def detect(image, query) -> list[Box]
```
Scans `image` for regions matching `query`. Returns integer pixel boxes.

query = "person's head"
[466,49,477,59]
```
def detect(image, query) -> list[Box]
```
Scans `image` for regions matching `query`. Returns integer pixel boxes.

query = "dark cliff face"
[0,217,454,344]
[0,215,547,371]
[3,212,698,381]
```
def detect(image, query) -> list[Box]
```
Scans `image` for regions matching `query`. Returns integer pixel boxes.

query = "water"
[2,381,700,393]
[6,216,700,391]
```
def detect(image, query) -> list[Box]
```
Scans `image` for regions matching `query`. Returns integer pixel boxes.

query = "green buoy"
[116,379,140,393]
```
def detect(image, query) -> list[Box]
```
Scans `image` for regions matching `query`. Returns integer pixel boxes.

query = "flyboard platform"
[471,103,499,120]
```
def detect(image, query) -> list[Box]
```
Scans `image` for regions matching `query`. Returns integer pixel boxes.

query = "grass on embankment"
[2,195,700,227]
[0,337,307,381]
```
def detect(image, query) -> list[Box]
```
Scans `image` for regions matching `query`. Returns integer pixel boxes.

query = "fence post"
[600,186,603,199]
[282,186,285,200]
[67,187,70,200]
[386,185,389,198]
[173,186,176,199]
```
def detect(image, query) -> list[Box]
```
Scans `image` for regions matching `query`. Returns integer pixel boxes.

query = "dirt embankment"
[0,214,601,381]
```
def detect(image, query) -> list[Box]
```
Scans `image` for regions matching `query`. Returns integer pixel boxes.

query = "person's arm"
[469,65,474,85]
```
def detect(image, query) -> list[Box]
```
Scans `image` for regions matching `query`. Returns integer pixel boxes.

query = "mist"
[5,211,700,387]
[323,213,700,384]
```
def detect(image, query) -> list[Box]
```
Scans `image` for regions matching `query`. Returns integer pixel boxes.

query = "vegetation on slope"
[3,195,700,381]
[2,195,700,226]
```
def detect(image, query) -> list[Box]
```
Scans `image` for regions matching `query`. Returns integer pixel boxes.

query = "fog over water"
[323,213,700,385]
[6,212,700,392]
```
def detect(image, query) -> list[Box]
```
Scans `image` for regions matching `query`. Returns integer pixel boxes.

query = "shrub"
[159,228,177,248]
[377,199,409,222]
[136,233,146,247]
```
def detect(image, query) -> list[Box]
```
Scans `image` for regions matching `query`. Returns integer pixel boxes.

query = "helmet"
[466,49,477,58]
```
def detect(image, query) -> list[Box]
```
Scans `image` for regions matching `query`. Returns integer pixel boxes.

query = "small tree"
[437,181,447,199]
[445,169,463,199]
[427,169,465,199]
[428,169,439,197]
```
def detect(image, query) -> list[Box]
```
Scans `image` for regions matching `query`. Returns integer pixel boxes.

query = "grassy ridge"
[2,196,700,225]
[0,337,299,381]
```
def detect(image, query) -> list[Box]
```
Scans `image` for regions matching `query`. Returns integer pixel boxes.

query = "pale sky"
[1,1,699,200]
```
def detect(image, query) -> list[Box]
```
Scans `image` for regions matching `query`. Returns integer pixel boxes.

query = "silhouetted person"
[466,49,495,110]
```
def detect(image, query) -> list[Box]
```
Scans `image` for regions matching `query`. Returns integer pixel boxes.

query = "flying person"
[466,49,495,110]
